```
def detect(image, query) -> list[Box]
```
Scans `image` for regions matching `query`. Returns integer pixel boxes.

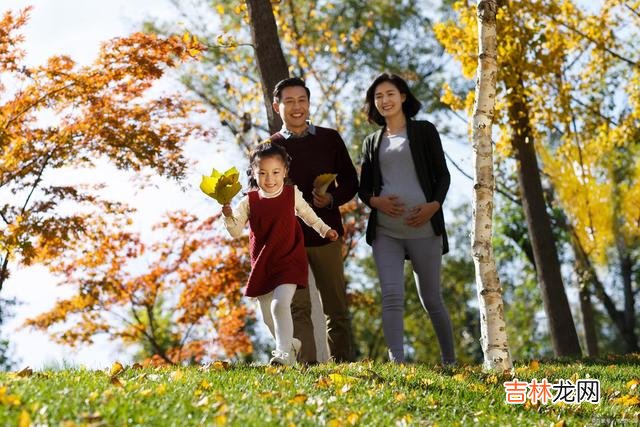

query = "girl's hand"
[405,201,440,227]
[371,195,405,217]
[325,229,339,241]
[222,204,233,218]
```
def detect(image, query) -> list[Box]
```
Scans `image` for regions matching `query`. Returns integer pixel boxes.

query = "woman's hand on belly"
[405,201,440,227]
[370,194,406,217]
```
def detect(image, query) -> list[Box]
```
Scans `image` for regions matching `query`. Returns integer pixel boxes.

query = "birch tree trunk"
[471,0,512,371]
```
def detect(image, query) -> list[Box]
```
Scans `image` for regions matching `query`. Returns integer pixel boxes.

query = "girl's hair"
[246,142,292,189]
[364,73,422,126]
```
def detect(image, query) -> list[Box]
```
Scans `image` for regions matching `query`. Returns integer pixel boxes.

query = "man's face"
[273,86,310,133]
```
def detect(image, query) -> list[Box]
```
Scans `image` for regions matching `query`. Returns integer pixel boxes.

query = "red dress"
[245,185,308,297]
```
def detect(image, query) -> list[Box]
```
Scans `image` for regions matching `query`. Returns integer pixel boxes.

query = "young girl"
[222,142,338,366]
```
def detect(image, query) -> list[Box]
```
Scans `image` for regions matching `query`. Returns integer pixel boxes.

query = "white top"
[223,185,332,239]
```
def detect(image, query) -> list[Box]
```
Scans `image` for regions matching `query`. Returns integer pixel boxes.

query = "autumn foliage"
[0,8,206,290]
[24,211,253,364]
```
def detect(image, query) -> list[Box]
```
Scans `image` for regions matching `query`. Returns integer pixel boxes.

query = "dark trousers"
[291,240,356,362]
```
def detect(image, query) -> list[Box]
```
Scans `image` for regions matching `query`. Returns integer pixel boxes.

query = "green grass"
[1,355,639,426]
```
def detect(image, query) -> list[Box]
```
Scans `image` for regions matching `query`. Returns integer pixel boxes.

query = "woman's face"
[253,155,287,194]
[374,81,406,122]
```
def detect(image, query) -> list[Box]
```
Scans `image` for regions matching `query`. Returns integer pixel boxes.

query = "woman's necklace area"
[386,125,406,136]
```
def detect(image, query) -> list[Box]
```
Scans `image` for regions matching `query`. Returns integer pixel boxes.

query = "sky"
[1,0,474,370]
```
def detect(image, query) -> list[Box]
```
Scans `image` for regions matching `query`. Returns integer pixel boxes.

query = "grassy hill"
[1,355,639,426]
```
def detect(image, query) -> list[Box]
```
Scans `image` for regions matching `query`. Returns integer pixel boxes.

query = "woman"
[358,73,455,365]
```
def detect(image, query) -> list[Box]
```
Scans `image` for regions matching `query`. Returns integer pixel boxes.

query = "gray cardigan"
[358,119,450,254]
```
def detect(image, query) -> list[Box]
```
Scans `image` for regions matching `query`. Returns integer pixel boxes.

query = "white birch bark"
[472,0,513,371]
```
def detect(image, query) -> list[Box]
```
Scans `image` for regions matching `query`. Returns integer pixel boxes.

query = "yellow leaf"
[18,410,31,427]
[200,167,242,204]
[327,420,341,427]
[554,421,566,427]
[215,4,225,14]
[627,379,639,390]
[529,360,540,371]
[313,173,337,195]
[109,361,124,377]
[453,373,466,382]
[170,370,184,382]
[214,414,227,426]
[188,49,201,57]
[131,363,143,370]
[156,384,167,395]
[346,412,359,425]
[182,32,190,44]
[139,388,152,397]
[394,392,406,402]
[288,393,307,404]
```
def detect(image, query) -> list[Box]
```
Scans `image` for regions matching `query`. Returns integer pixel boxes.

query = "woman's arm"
[357,136,375,208]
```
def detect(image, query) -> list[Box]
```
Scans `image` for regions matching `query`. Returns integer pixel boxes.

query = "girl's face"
[374,81,406,122]
[253,155,287,194]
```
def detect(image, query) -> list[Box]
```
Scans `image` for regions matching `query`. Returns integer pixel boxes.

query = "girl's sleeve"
[294,186,331,237]
[223,196,249,238]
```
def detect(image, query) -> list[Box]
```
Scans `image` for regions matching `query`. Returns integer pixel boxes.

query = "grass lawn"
[1,355,639,426]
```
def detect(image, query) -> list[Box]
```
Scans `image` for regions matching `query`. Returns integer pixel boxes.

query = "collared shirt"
[279,121,316,139]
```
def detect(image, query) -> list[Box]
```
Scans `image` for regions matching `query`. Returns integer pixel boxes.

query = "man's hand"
[222,203,233,218]
[312,189,333,208]
[370,195,405,217]
[405,201,440,227]
[325,229,339,241]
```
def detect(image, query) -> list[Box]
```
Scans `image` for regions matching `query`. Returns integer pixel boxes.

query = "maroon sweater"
[271,126,358,247]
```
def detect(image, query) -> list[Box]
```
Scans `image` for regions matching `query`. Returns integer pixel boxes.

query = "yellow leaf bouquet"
[200,167,242,205]
[313,173,337,195]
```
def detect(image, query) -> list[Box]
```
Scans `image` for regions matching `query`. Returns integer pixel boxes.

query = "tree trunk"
[471,0,512,371]
[245,0,289,133]
[578,283,599,357]
[506,86,582,357]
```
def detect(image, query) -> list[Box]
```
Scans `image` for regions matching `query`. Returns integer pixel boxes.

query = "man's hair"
[364,72,422,126]
[273,77,311,103]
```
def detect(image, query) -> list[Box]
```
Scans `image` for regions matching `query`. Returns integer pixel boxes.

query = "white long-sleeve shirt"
[223,185,331,239]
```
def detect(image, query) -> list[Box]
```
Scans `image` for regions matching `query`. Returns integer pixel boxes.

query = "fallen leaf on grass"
[18,410,30,427]
[109,361,124,377]
[395,392,407,402]
[288,393,307,404]
[16,367,33,378]
[627,379,639,390]
[170,370,184,382]
[612,395,640,406]
[529,360,540,371]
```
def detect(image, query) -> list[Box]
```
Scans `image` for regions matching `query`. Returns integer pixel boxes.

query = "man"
[269,77,358,363]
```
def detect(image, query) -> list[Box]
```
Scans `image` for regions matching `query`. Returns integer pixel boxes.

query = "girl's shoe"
[270,339,301,366]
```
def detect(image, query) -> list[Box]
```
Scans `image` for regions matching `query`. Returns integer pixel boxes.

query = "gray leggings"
[372,232,455,364]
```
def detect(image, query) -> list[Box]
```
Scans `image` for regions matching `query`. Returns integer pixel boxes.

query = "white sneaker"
[270,339,301,366]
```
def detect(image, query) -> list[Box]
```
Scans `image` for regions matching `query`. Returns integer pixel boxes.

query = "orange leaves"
[23,211,253,364]
[0,9,210,293]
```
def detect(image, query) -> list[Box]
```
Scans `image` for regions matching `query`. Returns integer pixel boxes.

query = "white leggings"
[256,284,297,353]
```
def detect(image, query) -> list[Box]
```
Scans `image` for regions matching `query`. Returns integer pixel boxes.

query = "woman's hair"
[364,73,422,126]
[246,142,292,189]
